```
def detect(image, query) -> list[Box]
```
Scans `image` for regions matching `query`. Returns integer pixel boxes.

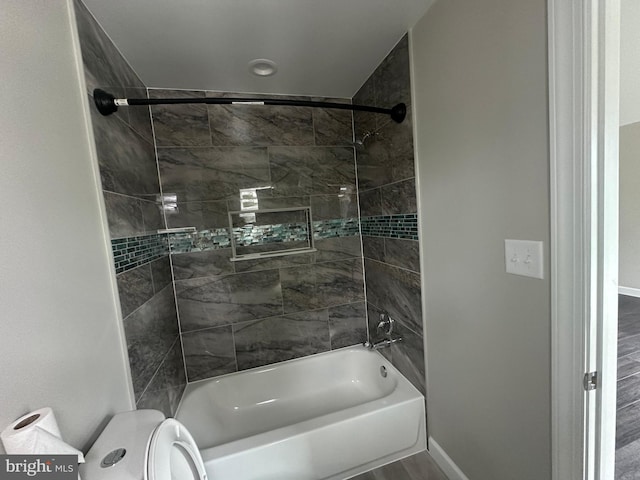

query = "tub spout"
[364,337,403,350]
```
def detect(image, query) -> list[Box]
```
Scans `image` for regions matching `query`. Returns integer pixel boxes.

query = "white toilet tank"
[80,410,165,480]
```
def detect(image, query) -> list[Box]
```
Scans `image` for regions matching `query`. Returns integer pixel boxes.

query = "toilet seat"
[147,418,208,480]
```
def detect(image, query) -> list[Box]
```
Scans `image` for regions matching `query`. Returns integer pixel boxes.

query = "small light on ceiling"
[248,58,278,77]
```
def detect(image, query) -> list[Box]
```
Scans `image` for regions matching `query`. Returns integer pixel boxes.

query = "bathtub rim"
[175,343,398,414]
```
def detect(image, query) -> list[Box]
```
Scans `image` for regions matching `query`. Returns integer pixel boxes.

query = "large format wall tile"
[355,140,395,190]
[136,338,186,416]
[208,100,314,146]
[362,236,385,262]
[123,286,180,399]
[329,302,367,349]
[354,34,414,191]
[269,147,356,197]
[383,238,421,272]
[150,256,173,293]
[117,263,154,317]
[353,75,377,141]
[165,200,229,230]
[381,179,417,215]
[103,192,144,239]
[310,194,358,220]
[311,100,353,146]
[363,236,420,273]
[378,106,416,182]
[172,250,234,280]
[364,259,422,336]
[233,252,313,274]
[367,303,425,395]
[182,326,236,381]
[281,259,364,313]
[126,87,154,143]
[314,236,362,262]
[316,259,365,306]
[158,147,270,202]
[149,89,211,147]
[140,199,164,233]
[234,310,331,370]
[90,105,159,198]
[175,270,283,331]
[103,193,163,239]
[359,188,383,217]
[374,35,411,109]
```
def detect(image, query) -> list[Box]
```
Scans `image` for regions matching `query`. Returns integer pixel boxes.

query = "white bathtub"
[175,346,426,480]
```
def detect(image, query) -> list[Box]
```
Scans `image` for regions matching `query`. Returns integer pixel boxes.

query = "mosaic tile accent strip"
[112,234,169,274]
[167,218,361,254]
[360,214,418,240]
[235,222,309,246]
[314,218,360,239]
[168,228,231,254]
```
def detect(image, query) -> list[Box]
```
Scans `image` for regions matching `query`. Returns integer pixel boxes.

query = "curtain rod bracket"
[93,89,406,123]
[94,89,119,116]
[390,103,407,123]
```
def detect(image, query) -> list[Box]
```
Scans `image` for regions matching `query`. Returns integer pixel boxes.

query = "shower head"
[353,130,380,148]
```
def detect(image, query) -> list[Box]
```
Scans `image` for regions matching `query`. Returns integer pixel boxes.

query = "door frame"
[548,1,620,479]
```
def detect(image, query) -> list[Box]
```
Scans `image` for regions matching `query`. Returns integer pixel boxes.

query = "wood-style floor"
[616,294,640,479]
[351,451,448,480]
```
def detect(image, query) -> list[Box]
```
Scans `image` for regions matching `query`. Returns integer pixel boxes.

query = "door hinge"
[583,371,598,391]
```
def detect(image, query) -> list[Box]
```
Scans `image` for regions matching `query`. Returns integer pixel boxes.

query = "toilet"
[80,410,207,480]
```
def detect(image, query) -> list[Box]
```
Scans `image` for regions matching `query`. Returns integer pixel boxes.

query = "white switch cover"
[504,239,544,279]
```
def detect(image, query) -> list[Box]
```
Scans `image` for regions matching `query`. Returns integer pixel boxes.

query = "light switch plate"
[504,239,544,279]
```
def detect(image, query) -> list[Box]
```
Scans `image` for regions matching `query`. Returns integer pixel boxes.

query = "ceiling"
[621,0,640,126]
[81,0,435,99]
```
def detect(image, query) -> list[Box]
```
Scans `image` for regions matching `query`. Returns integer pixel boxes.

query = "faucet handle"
[377,314,395,336]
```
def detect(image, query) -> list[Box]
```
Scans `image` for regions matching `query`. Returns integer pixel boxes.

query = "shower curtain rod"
[93,89,407,123]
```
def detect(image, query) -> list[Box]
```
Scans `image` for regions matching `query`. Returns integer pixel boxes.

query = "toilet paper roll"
[1,407,85,463]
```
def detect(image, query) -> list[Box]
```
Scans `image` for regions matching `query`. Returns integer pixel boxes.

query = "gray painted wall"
[411,0,551,478]
[619,121,640,289]
[0,0,133,452]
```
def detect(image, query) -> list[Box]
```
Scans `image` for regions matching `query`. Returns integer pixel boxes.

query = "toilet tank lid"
[80,410,165,480]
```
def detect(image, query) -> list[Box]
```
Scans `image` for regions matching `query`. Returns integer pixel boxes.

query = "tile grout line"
[148,88,190,394]
[351,104,370,344]
[180,299,367,336]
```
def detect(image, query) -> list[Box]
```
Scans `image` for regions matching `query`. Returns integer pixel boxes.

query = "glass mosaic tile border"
[360,214,418,240]
[112,215,412,272]
[167,218,361,254]
[235,222,309,246]
[112,234,169,274]
[167,228,231,254]
[314,218,360,239]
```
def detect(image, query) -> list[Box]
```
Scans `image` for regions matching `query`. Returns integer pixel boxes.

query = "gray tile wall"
[75,1,420,412]
[353,35,426,395]
[150,88,368,382]
[74,0,185,416]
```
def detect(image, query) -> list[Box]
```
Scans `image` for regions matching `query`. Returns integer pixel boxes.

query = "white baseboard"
[619,286,640,298]
[428,437,470,480]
